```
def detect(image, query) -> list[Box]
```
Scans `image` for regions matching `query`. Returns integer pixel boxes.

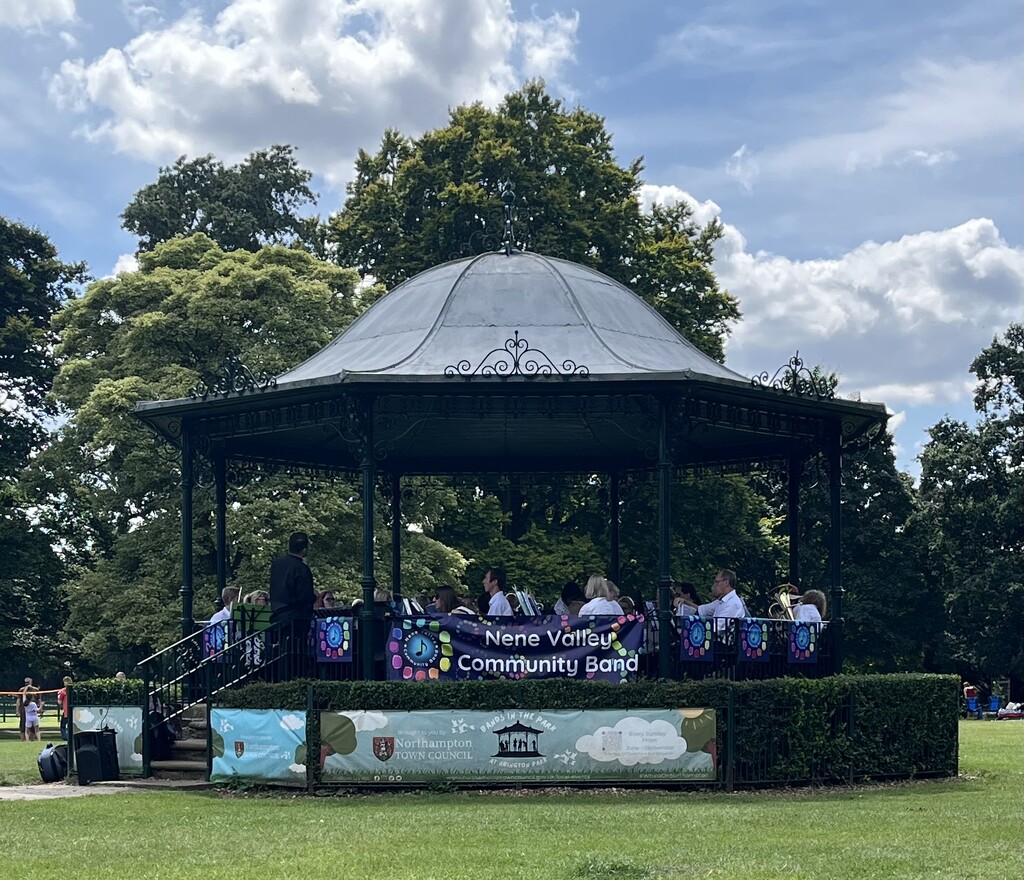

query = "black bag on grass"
[38,743,68,783]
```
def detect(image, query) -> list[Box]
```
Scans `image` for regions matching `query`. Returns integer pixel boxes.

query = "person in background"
[698,569,748,619]
[553,581,585,616]
[23,694,41,741]
[269,532,316,674]
[579,575,624,615]
[619,596,636,615]
[114,671,127,681]
[795,589,827,623]
[673,583,701,616]
[209,587,240,625]
[16,677,35,742]
[244,589,271,606]
[482,567,513,616]
[58,676,73,740]
[313,590,337,611]
[434,585,477,615]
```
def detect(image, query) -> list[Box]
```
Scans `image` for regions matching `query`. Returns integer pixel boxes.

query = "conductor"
[269,531,315,673]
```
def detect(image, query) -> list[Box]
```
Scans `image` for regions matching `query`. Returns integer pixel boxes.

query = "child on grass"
[24,697,41,741]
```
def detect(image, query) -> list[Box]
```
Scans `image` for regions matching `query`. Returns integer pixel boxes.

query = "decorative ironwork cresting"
[190,353,277,399]
[444,330,590,378]
[752,352,835,399]
[500,181,517,256]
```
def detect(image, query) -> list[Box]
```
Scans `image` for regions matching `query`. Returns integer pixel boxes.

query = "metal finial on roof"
[500,181,516,256]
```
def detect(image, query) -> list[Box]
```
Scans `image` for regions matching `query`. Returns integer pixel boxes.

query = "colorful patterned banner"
[210,709,307,785]
[315,617,354,663]
[787,621,820,663]
[738,618,770,662]
[387,614,645,683]
[73,706,144,776]
[203,621,232,659]
[318,708,717,784]
[680,616,714,662]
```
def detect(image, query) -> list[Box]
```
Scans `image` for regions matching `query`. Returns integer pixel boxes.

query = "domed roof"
[276,250,744,386]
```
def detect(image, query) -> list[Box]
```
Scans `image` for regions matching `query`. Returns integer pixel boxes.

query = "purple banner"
[738,618,770,663]
[314,617,354,663]
[203,621,233,660]
[680,616,714,662]
[787,621,820,664]
[387,614,645,683]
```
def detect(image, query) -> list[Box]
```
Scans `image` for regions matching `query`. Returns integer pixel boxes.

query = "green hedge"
[71,678,145,706]
[220,673,959,786]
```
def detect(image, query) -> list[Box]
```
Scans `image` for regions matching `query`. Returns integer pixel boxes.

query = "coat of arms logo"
[234,741,245,758]
[373,736,395,762]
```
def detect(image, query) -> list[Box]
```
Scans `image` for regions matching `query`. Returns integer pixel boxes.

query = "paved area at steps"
[1,779,212,801]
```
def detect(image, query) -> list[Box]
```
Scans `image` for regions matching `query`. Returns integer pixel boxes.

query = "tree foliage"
[121,145,318,253]
[44,235,409,666]
[0,217,84,683]
[916,324,1024,686]
[1,216,87,477]
[329,82,739,359]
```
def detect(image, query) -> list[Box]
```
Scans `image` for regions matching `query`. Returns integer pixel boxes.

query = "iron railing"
[136,611,836,777]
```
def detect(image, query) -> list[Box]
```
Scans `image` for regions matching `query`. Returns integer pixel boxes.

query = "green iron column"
[359,403,378,680]
[657,402,673,679]
[180,426,195,638]
[827,435,843,674]
[391,473,402,599]
[609,473,620,585]
[214,451,227,606]
[787,454,802,589]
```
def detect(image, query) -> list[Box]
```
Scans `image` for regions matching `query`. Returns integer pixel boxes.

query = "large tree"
[121,145,319,253]
[916,324,1024,688]
[44,234,465,669]
[329,82,739,360]
[0,217,85,683]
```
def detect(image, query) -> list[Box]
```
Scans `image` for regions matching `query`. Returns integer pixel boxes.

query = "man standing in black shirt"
[269,532,315,675]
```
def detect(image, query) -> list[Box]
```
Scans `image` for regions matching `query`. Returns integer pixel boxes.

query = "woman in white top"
[579,575,624,615]
[794,589,827,623]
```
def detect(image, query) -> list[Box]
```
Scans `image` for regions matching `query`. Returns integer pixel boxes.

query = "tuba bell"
[768,585,799,621]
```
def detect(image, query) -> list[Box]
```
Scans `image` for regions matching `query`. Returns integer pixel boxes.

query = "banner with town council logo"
[387,614,645,683]
[210,709,308,785]
[73,706,144,776]
[317,708,716,784]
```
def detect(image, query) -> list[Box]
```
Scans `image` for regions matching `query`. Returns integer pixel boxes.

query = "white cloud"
[108,253,139,278]
[338,710,388,732]
[637,185,1024,419]
[519,10,579,95]
[279,712,304,731]
[48,0,580,183]
[0,0,75,31]
[725,144,758,191]
[719,217,1024,406]
[734,57,1024,183]
[575,717,687,766]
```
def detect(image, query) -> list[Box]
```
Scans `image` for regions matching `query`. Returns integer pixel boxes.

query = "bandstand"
[135,239,888,682]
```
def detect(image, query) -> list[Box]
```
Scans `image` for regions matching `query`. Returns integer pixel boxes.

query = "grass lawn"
[0,721,1021,879]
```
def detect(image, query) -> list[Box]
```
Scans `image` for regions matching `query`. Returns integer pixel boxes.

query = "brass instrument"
[768,585,799,621]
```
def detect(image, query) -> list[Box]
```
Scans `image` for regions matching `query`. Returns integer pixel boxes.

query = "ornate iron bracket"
[444,330,590,378]
[189,353,277,399]
[752,352,835,399]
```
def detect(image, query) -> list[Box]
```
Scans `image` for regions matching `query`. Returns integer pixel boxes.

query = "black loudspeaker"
[75,728,120,783]
[76,744,103,785]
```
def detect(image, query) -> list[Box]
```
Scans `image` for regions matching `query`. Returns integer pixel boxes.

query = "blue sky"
[2,0,1022,475]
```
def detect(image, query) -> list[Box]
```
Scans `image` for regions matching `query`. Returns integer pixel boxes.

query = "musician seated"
[697,569,748,619]
[673,582,701,617]
[795,589,827,623]
[579,575,624,615]
[433,585,476,616]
